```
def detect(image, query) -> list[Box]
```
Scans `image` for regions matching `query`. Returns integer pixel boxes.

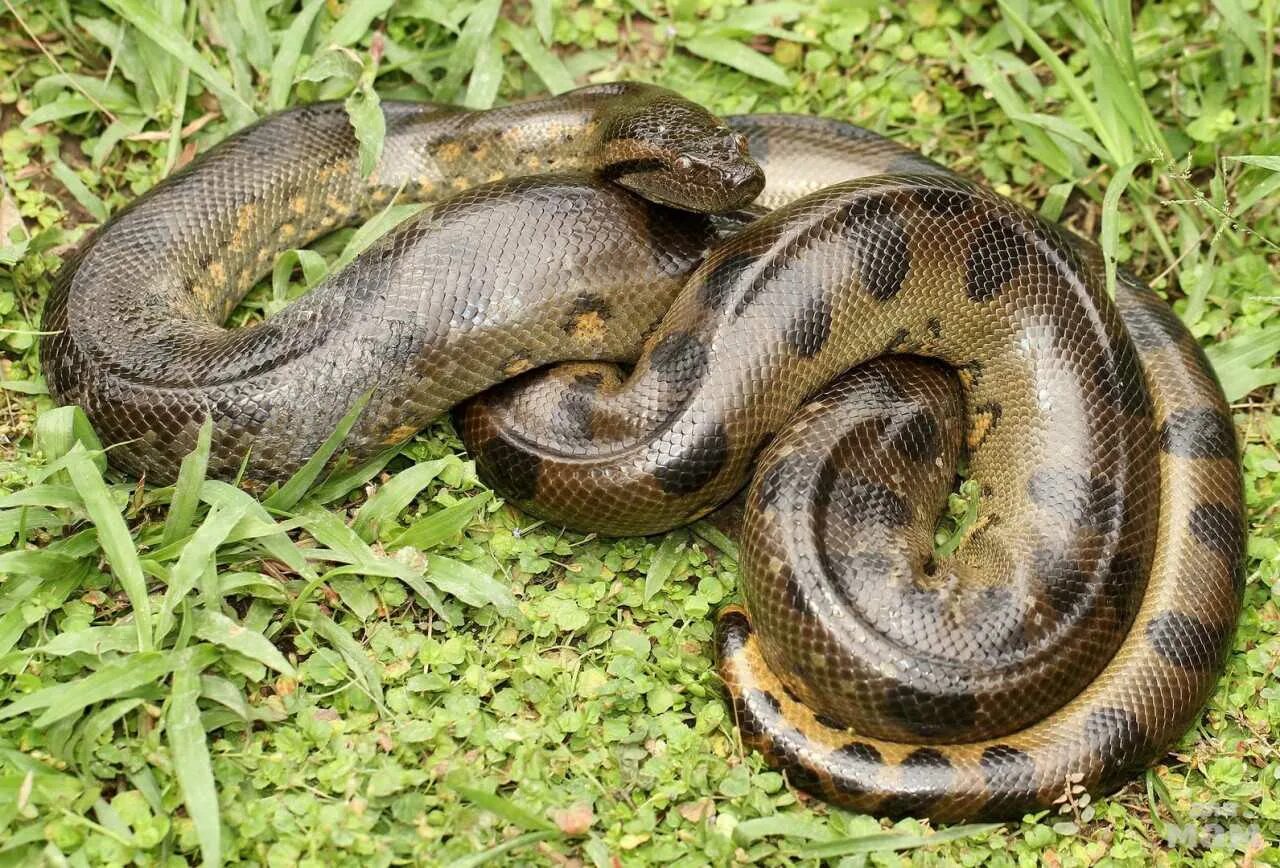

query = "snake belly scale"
[40,85,1244,822]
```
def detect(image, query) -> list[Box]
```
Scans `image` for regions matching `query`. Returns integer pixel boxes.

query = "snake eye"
[733,133,749,154]
[674,155,694,172]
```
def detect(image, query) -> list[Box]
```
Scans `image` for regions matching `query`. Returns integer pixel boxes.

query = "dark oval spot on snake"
[917,188,975,218]
[878,748,954,817]
[1146,611,1232,671]
[552,386,597,446]
[813,710,847,731]
[838,196,911,302]
[653,420,730,495]
[966,214,1030,303]
[979,744,1038,794]
[887,407,943,464]
[1026,468,1120,531]
[754,450,815,511]
[1122,291,1186,351]
[1188,503,1244,560]
[830,741,883,797]
[1032,547,1089,618]
[1104,550,1144,624]
[699,249,757,312]
[476,435,542,502]
[648,330,708,387]
[1082,706,1150,789]
[785,293,833,357]
[825,475,912,528]
[881,681,979,739]
[834,741,882,765]
[1159,409,1236,460]
[715,608,752,658]
[781,564,815,617]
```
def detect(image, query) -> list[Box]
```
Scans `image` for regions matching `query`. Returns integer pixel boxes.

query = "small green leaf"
[644,533,686,602]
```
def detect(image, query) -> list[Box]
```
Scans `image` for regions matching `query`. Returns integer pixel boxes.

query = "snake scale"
[40,83,1244,822]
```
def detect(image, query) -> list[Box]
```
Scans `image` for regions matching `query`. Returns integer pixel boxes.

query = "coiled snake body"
[41,84,1243,822]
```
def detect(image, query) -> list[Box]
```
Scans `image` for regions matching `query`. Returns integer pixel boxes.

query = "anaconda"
[40,85,1243,822]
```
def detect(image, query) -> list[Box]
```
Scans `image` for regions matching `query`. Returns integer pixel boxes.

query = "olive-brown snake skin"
[40,84,1244,822]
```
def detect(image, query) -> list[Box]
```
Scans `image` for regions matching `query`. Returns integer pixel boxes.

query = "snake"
[39,83,1244,822]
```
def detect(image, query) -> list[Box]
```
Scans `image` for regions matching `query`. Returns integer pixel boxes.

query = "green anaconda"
[40,83,1243,822]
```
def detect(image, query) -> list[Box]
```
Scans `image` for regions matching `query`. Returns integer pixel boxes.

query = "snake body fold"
[40,85,1243,821]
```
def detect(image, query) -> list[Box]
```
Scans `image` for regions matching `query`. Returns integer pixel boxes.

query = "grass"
[0,0,1278,865]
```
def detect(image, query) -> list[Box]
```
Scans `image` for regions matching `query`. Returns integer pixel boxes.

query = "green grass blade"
[450,783,558,832]
[0,651,176,725]
[267,0,326,110]
[352,458,448,541]
[158,501,252,638]
[444,830,559,868]
[1101,160,1140,296]
[193,610,296,677]
[390,492,490,550]
[683,36,791,87]
[305,612,385,710]
[63,445,153,651]
[439,0,501,101]
[796,823,1004,859]
[263,392,372,512]
[167,652,221,867]
[643,533,686,602]
[100,0,255,119]
[163,417,212,546]
[425,554,516,615]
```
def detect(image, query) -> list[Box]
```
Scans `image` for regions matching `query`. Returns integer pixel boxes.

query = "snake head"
[598,87,764,213]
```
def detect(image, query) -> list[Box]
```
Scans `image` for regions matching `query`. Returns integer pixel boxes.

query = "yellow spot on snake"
[290,196,309,215]
[208,261,226,286]
[437,142,463,163]
[968,410,997,449]
[503,356,535,376]
[280,223,297,240]
[382,424,418,446]
[568,311,609,342]
[487,170,506,183]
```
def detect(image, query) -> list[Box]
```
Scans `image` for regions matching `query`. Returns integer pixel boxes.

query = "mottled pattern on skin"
[44,91,1243,823]
[464,113,1241,821]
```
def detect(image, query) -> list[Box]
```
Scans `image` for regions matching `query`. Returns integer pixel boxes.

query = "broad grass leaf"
[390,493,490,550]
[329,0,396,47]
[683,36,791,87]
[194,610,296,677]
[353,458,448,541]
[644,533,686,602]
[796,823,1004,858]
